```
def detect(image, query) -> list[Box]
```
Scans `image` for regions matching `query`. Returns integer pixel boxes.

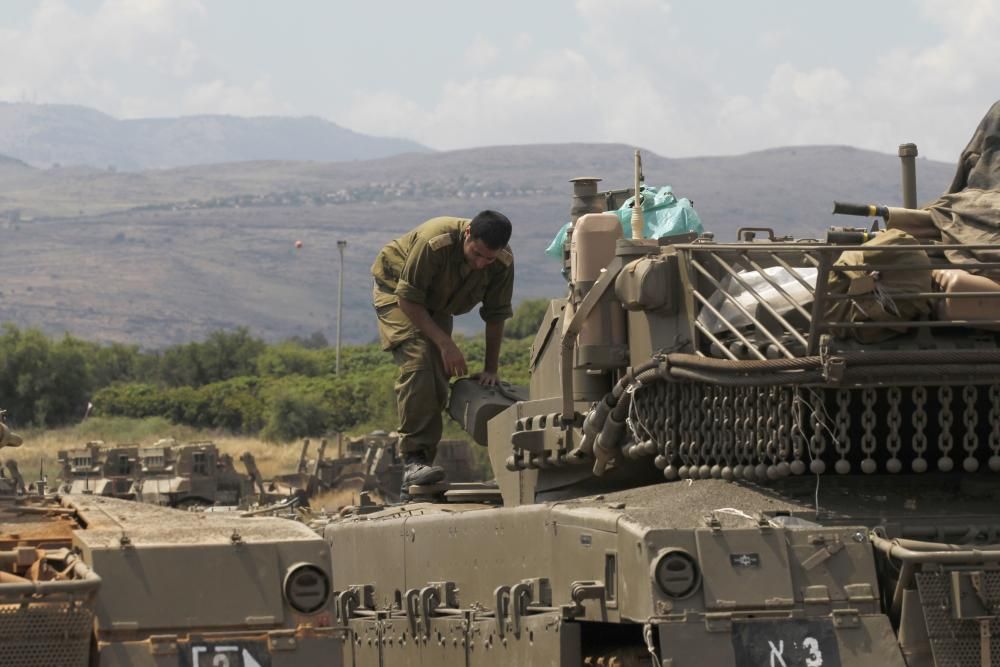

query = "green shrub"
[261,387,328,442]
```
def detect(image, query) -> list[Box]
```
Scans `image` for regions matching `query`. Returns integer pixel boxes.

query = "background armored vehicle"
[57,442,139,498]
[245,433,481,507]
[322,103,1000,666]
[136,440,250,507]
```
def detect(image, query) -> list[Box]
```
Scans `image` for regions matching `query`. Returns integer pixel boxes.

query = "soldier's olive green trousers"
[375,300,452,461]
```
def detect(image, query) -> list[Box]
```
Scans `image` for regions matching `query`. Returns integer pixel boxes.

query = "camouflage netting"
[927,99,1000,276]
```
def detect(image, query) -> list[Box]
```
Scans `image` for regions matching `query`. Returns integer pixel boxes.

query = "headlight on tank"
[283,563,331,614]
[652,549,701,599]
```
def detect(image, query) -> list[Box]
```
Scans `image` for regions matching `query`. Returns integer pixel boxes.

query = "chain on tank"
[629,380,1000,481]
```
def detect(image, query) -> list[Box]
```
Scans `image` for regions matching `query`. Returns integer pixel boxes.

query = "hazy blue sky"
[2,0,997,161]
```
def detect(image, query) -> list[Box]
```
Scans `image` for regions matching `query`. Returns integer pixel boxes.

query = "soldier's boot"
[399,453,446,503]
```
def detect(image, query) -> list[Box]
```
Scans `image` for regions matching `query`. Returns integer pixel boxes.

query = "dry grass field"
[3,416,488,492]
[5,417,317,483]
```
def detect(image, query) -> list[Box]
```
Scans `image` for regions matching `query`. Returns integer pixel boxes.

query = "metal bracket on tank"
[493,578,554,639]
[335,584,375,622]
[568,580,608,622]
[402,582,458,640]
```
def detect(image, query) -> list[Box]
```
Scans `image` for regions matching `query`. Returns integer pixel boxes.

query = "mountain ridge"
[0,102,431,170]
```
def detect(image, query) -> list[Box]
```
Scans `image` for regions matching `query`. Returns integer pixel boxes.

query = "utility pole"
[336,239,347,374]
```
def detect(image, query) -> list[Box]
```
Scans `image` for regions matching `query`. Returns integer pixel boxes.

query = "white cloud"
[2,0,996,164]
[342,1,694,153]
[464,35,499,69]
[575,0,671,23]
[344,49,615,149]
[181,78,287,117]
[0,0,279,119]
[767,64,852,109]
[343,0,999,163]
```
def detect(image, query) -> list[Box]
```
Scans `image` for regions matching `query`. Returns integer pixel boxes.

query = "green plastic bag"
[545,185,703,259]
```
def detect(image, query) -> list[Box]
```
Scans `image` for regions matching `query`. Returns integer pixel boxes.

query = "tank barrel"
[898,142,918,208]
[832,201,889,218]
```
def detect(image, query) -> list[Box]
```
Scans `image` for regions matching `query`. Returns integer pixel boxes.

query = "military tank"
[56,441,139,498]
[322,102,1000,666]
[0,420,346,666]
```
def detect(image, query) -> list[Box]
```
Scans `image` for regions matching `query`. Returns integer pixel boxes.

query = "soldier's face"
[463,231,499,270]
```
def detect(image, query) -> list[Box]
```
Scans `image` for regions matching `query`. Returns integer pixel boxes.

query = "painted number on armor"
[732,619,839,667]
[803,637,823,667]
[182,642,270,667]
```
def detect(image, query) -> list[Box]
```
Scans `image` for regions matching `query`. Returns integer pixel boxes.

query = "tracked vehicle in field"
[323,102,1000,666]
[245,433,482,507]
[57,442,139,498]
[134,440,249,507]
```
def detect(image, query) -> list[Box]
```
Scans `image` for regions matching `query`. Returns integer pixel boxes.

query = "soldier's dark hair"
[468,210,512,250]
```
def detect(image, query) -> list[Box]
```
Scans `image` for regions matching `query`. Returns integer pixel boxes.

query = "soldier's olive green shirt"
[371,216,514,322]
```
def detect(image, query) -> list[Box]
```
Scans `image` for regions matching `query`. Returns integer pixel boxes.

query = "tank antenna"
[630,149,644,240]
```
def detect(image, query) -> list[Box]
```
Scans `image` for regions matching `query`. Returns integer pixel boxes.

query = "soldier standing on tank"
[371,211,514,501]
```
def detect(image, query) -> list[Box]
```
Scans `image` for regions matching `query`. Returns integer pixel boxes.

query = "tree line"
[0,299,549,441]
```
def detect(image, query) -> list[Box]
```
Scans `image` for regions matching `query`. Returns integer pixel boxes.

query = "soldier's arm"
[479,319,505,386]
[397,298,468,377]
[478,256,514,386]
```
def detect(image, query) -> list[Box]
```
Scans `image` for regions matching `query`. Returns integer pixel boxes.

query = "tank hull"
[319,475,1000,665]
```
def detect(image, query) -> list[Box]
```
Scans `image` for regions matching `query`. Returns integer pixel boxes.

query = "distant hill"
[0,143,957,347]
[0,102,431,170]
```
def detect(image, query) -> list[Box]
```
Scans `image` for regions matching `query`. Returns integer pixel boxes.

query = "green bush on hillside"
[2,322,532,441]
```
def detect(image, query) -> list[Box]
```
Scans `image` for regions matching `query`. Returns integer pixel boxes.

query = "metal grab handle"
[418,586,440,640]
[509,582,532,639]
[404,588,420,637]
[493,585,510,637]
[336,589,358,623]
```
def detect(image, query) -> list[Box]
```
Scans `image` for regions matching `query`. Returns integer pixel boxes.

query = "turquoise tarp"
[544,185,703,259]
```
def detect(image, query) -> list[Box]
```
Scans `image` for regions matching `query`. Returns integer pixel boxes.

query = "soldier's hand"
[477,371,499,386]
[440,339,468,377]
